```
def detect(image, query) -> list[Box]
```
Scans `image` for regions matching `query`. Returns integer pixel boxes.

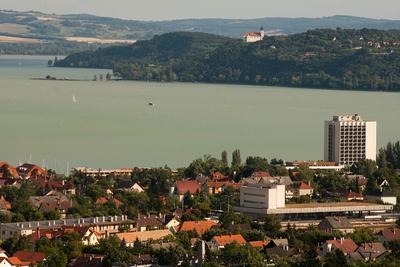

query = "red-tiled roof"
[95,197,108,205]
[176,180,200,195]
[213,234,247,247]
[179,220,217,236]
[243,32,262,37]
[252,171,271,178]
[207,181,240,189]
[0,162,20,178]
[211,172,226,179]
[13,251,46,264]
[4,256,30,266]
[343,192,364,199]
[298,182,313,190]
[382,228,400,241]
[326,239,357,254]
[249,240,268,248]
[16,163,47,178]
[0,196,11,210]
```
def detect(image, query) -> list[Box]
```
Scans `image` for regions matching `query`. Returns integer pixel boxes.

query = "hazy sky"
[1,0,400,20]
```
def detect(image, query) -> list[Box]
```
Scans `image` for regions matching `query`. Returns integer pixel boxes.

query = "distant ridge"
[1,9,400,40]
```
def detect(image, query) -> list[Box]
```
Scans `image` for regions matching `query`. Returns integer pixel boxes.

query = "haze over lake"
[1,55,399,172]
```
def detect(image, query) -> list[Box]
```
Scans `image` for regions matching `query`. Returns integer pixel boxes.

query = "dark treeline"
[56,28,400,91]
[0,41,106,56]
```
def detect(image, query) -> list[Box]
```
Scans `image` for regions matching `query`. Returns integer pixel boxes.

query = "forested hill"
[55,29,400,91]
[55,32,234,69]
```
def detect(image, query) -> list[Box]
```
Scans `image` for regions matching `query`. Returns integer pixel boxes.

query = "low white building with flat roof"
[240,183,285,210]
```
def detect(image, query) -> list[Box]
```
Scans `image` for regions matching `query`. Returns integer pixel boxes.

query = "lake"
[0,55,399,172]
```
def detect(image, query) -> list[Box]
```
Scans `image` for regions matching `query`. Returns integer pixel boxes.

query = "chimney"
[340,237,344,245]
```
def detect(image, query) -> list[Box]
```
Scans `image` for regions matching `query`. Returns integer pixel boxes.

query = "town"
[0,114,399,267]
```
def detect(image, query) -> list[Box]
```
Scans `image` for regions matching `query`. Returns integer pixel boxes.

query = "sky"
[1,0,400,21]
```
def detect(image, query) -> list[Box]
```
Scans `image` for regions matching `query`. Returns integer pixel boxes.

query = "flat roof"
[1,215,133,231]
[234,202,393,215]
[284,202,376,209]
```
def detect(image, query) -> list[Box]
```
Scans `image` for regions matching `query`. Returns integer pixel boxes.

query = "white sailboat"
[72,95,77,103]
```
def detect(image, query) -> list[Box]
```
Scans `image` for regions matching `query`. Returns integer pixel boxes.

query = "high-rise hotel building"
[324,114,376,165]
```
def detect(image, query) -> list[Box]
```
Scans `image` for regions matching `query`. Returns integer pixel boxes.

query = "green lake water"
[0,55,399,171]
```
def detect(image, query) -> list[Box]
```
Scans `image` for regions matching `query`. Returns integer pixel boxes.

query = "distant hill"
[55,29,400,91]
[56,32,234,68]
[1,10,400,40]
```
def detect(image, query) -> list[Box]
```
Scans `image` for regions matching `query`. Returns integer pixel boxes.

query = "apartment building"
[324,114,376,165]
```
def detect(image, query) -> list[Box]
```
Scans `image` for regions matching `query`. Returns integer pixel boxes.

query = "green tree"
[262,215,281,238]
[221,150,228,167]
[231,149,241,167]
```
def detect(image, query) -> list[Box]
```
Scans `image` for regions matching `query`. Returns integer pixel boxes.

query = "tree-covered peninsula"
[55,29,400,91]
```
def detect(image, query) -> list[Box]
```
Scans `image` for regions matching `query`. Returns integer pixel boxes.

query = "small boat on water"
[148,102,154,106]
[72,95,77,103]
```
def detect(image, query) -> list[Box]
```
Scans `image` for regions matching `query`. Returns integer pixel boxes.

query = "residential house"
[367,191,397,206]
[125,182,145,193]
[380,228,400,242]
[318,216,354,234]
[137,214,164,232]
[319,238,358,256]
[130,254,158,267]
[266,238,289,250]
[69,254,104,267]
[377,178,390,192]
[264,238,299,258]
[204,181,240,195]
[0,162,20,179]
[164,215,180,231]
[173,180,200,201]
[28,192,72,218]
[177,220,218,236]
[210,171,229,180]
[0,249,7,258]
[0,257,30,267]
[251,171,271,178]
[209,234,247,250]
[16,164,47,179]
[116,229,172,246]
[30,226,102,246]
[81,228,102,246]
[249,240,268,250]
[12,251,46,265]
[95,197,123,208]
[31,176,75,195]
[349,242,389,261]
[115,180,145,193]
[296,182,313,197]
[341,192,364,202]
